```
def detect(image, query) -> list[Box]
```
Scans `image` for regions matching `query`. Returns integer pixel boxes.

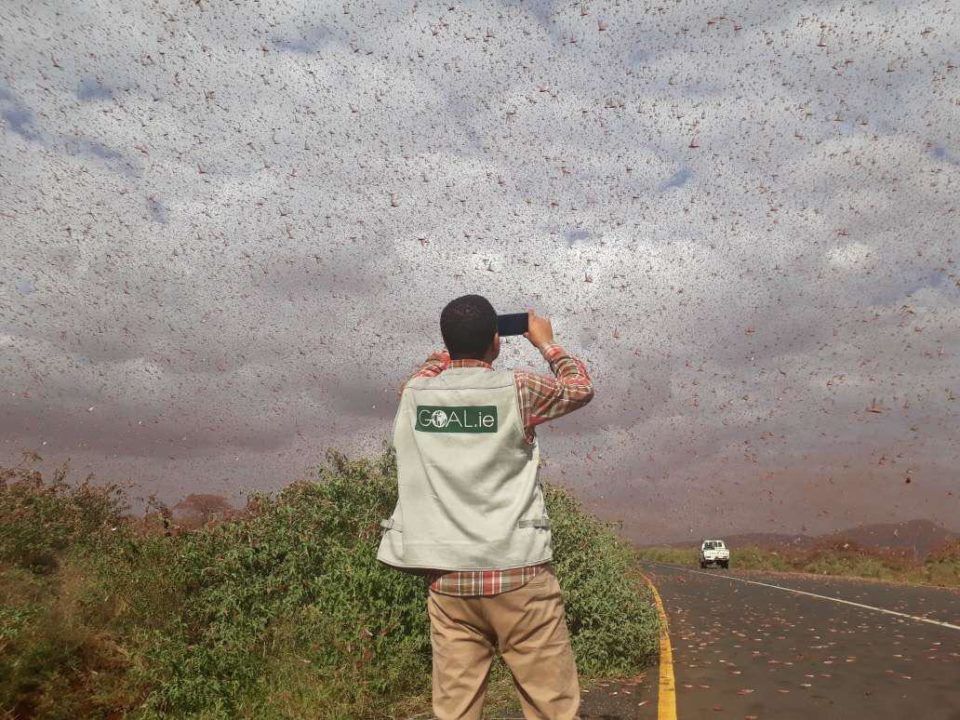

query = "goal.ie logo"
[415,405,498,433]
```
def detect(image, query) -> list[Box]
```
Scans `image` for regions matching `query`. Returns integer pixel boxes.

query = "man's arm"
[397,349,450,398]
[515,341,594,444]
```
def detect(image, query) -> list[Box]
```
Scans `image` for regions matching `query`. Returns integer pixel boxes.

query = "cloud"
[271,25,339,54]
[826,241,872,269]
[659,167,692,191]
[15,278,36,295]
[77,78,113,101]
[0,85,41,140]
[930,144,960,167]
[146,197,169,224]
[1,0,958,539]
[1,81,137,173]
[562,227,592,246]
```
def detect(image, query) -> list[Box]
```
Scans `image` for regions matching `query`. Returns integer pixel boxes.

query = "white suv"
[699,539,730,569]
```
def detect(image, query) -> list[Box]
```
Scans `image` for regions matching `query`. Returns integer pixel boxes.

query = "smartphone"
[497,312,529,336]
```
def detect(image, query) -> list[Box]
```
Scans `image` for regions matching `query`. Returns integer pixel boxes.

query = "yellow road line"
[639,569,677,720]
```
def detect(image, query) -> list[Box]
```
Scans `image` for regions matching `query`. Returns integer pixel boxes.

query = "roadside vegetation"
[1,446,658,719]
[635,540,960,588]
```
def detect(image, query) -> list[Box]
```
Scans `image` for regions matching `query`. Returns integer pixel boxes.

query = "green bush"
[545,485,659,675]
[730,546,790,571]
[920,540,960,587]
[633,546,699,565]
[131,448,432,719]
[1,446,659,719]
[0,457,125,574]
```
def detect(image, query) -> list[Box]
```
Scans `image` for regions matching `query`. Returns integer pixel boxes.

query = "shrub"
[632,546,698,565]
[545,485,659,675]
[0,456,125,574]
[0,455,137,719]
[923,540,960,587]
[1,445,659,719]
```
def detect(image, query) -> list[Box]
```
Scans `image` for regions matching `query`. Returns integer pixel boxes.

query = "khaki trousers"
[426,565,581,720]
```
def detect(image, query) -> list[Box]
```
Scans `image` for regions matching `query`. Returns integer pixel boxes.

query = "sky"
[1,0,958,544]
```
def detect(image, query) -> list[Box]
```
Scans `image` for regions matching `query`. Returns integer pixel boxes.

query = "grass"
[635,539,960,588]
[1,445,659,719]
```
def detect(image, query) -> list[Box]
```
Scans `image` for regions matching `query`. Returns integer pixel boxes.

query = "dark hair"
[440,294,497,360]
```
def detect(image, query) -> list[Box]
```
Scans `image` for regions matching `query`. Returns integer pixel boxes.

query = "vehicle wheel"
[699,561,706,569]
[721,561,729,569]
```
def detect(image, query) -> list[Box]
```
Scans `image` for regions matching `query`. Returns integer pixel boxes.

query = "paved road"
[481,564,960,719]
[638,563,960,719]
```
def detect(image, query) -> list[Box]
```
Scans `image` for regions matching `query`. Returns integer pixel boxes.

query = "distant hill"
[659,520,957,558]
[820,519,958,557]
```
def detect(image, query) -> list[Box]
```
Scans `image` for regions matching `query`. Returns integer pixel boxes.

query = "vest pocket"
[517,516,551,529]
[380,518,402,531]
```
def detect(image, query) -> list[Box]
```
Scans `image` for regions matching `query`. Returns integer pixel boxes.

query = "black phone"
[497,312,529,336]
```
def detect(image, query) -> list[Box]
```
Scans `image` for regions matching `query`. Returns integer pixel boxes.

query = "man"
[377,294,594,720]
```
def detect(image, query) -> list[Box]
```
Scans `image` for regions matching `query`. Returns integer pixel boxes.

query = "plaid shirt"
[396,341,594,596]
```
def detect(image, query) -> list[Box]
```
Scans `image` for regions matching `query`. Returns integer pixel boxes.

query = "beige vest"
[377,366,552,571]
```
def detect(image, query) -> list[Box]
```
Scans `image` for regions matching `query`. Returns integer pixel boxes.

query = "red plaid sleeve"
[514,342,594,444]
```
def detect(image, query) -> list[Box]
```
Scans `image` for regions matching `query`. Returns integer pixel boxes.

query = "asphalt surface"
[472,564,960,719]
[635,563,960,719]
[577,668,659,719]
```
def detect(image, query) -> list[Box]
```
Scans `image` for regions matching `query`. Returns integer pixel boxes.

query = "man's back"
[379,365,552,571]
